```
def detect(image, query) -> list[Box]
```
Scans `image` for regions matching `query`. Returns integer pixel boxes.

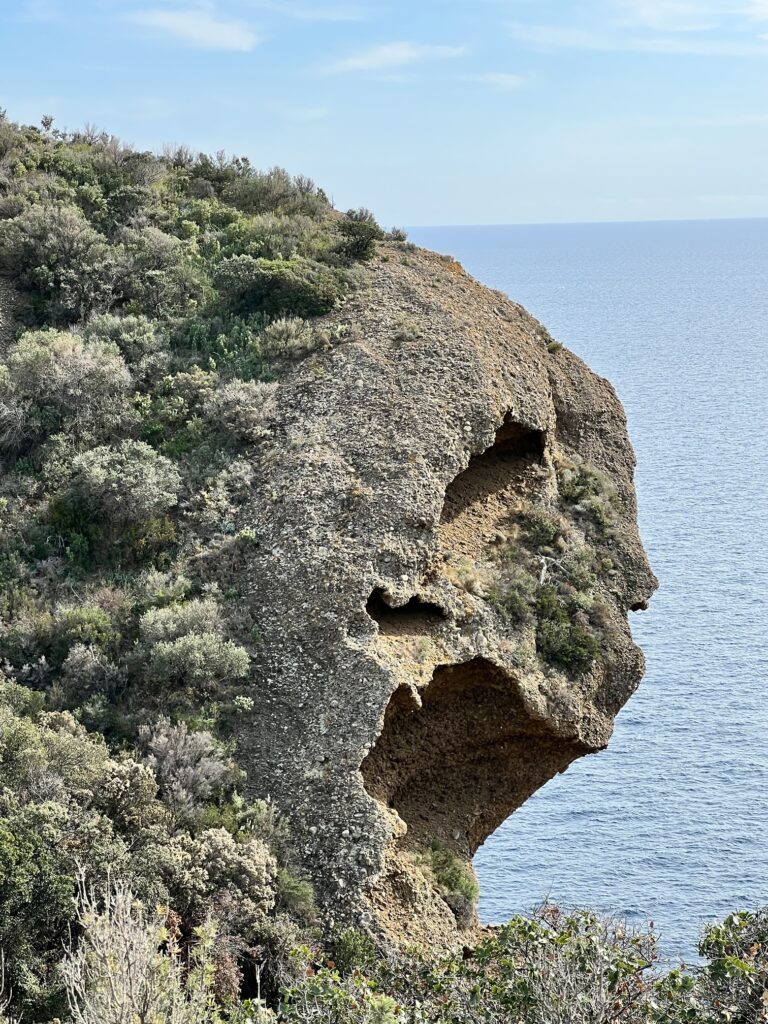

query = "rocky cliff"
[225,243,657,946]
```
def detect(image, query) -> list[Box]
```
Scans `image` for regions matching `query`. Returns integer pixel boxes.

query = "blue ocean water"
[409,219,768,957]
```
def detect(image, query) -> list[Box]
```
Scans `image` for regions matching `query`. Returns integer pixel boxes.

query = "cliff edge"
[224,242,657,946]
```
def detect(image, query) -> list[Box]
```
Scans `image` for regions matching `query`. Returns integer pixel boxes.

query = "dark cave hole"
[441,415,546,524]
[366,587,447,633]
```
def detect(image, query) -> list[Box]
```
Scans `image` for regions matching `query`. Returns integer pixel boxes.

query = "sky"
[1,0,768,225]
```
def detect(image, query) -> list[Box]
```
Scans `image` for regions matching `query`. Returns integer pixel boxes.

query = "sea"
[408,219,768,959]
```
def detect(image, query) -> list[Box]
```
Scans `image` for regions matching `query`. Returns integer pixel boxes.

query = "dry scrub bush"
[0,330,132,451]
[61,880,224,1024]
[138,716,232,818]
[140,598,222,645]
[261,316,315,357]
[68,440,181,525]
[204,379,277,443]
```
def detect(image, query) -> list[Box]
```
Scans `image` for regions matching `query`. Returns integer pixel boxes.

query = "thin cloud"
[507,20,768,53]
[469,71,526,89]
[247,1,369,19]
[614,0,726,30]
[17,0,63,21]
[128,7,260,50]
[326,41,465,73]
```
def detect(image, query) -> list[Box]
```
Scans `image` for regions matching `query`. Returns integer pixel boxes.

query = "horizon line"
[406,214,768,229]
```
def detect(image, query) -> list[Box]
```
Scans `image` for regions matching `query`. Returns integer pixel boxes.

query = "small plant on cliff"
[558,458,620,535]
[516,504,562,551]
[487,564,538,624]
[416,840,479,927]
[535,583,601,673]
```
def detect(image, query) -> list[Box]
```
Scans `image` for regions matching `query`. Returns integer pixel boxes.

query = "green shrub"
[562,547,599,592]
[132,569,192,611]
[0,202,116,323]
[329,929,378,976]
[558,462,608,503]
[214,255,345,318]
[487,565,537,624]
[145,632,250,691]
[218,211,330,262]
[693,909,768,1023]
[558,461,619,534]
[83,312,169,381]
[116,225,208,317]
[280,955,399,1024]
[416,840,479,927]
[0,601,120,673]
[275,868,317,926]
[426,840,479,905]
[535,584,600,673]
[261,316,315,358]
[0,329,132,452]
[66,440,181,526]
[336,208,384,262]
[139,598,222,645]
[178,312,269,380]
[518,505,561,549]
[50,604,119,664]
[220,165,329,218]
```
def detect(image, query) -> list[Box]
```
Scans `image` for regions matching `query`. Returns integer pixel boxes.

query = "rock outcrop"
[225,243,657,946]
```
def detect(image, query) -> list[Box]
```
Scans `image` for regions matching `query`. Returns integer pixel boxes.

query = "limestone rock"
[225,244,657,945]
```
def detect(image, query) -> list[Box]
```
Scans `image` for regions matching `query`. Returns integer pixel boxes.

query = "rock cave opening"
[441,416,545,526]
[360,657,586,858]
[366,587,447,634]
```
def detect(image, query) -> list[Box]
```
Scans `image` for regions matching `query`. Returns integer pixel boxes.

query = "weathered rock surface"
[223,244,655,946]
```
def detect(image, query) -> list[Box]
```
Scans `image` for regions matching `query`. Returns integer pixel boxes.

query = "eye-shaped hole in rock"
[360,657,587,857]
[366,587,447,635]
[441,415,545,525]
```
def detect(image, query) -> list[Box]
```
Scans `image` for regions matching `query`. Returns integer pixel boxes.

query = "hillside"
[0,110,764,1024]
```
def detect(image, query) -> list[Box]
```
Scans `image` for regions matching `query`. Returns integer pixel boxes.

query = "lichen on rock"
[231,242,657,948]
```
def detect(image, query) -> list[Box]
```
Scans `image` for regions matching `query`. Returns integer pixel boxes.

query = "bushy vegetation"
[0,112,393,1020]
[0,112,762,1024]
[51,894,768,1024]
[0,112,389,714]
[0,674,321,1020]
[487,457,621,675]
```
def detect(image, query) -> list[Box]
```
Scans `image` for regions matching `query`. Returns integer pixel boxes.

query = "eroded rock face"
[233,244,657,946]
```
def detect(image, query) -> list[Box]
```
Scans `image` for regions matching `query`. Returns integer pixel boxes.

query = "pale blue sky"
[1,0,767,225]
